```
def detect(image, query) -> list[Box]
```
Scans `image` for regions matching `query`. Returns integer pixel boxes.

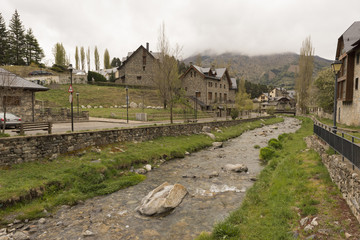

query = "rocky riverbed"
[1,118,301,240]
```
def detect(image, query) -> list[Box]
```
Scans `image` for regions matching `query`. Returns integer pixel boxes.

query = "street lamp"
[76,92,80,117]
[195,91,199,120]
[126,86,129,123]
[331,59,342,133]
[68,64,74,132]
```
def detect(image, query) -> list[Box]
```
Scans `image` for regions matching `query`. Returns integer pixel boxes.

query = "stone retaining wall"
[306,135,360,223]
[0,116,273,166]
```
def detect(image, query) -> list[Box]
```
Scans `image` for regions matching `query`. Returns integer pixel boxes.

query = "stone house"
[180,64,237,112]
[116,43,159,87]
[335,21,360,125]
[0,68,48,122]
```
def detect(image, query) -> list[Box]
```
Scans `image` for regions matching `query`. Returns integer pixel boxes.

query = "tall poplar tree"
[53,42,66,66]
[0,13,8,65]
[86,47,90,72]
[104,49,110,69]
[296,36,314,114]
[80,46,85,70]
[94,46,100,71]
[8,10,26,65]
[75,46,79,69]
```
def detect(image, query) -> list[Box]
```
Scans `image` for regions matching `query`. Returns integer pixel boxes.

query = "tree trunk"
[170,103,173,124]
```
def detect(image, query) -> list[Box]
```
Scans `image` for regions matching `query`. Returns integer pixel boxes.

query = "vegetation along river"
[31,117,301,240]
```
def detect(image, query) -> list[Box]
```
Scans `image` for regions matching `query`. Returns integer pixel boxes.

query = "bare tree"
[0,70,17,133]
[154,23,182,124]
[296,36,314,114]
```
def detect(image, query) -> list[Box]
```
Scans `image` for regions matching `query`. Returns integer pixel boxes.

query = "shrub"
[254,145,260,149]
[0,132,10,138]
[260,147,275,163]
[266,107,275,115]
[268,138,282,149]
[87,71,107,82]
[230,108,239,120]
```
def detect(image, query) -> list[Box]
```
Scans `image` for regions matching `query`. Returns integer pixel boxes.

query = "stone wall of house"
[0,116,273,166]
[306,135,360,223]
[0,89,35,122]
[116,48,156,87]
[182,70,207,104]
[338,48,360,126]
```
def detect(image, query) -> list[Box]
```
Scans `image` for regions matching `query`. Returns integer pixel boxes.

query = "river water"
[31,117,301,240]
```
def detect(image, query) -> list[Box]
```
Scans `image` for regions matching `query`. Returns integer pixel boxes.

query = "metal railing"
[313,122,360,170]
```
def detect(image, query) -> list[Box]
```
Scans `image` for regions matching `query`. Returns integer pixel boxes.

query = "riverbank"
[197,117,360,239]
[0,117,282,227]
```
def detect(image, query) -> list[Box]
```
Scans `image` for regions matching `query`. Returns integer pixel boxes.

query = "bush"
[268,138,282,149]
[266,107,275,115]
[50,64,67,72]
[254,145,260,149]
[260,147,275,163]
[0,132,10,138]
[230,108,239,120]
[87,71,107,82]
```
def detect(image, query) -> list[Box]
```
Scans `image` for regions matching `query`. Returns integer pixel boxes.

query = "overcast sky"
[2,0,360,69]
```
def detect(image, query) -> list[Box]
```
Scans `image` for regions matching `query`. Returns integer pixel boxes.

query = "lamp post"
[195,91,199,120]
[68,64,74,132]
[126,86,129,123]
[331,59,342,133]
[76,92,80,117]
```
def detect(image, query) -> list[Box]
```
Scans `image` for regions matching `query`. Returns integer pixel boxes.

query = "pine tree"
[0,13,8,65]
[75,46,79,69]
[32,37,44,64]
[104,49,110,69]
[8,10,26,65]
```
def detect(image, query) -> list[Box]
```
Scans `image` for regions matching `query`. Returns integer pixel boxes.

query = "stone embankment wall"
[306,135,360,223]
[0,116,272,166]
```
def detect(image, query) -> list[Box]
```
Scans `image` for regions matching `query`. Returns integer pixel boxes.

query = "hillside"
[184,52,332,90]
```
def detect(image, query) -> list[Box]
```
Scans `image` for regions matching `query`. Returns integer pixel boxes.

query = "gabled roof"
[337,21,360,57]
[0,68,48,91]
[118,45,160,71]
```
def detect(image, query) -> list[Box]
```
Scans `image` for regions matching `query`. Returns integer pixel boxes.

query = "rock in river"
[136,182,188,216]
[222,164,248,173]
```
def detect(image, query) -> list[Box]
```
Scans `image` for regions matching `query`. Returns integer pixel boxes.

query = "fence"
[313,122,360,170]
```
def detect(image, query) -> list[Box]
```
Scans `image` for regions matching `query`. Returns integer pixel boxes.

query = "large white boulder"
[136,182,187,216]
[222,164,248,173]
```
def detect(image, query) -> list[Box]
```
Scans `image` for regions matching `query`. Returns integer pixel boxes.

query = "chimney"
[146,42,149,51]
[190,62,193,66]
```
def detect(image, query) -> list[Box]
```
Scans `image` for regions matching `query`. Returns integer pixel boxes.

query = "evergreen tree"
[0,13,8,65]
[104,49,110,69]
[94,46,100,70]
[8,10,26,65]
[110,57,121,67]
[75,46,79,69]
[32,37,44,64]
[80,46,85,70]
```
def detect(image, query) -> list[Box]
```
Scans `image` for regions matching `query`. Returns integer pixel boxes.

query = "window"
[208,92,212,100]
[190,71,193,77]
[143,56,146,65]
[356,78,359,90]
[215,93,217,102]
[357,53,360,65]
[143,66,146,71]
[185,87,187,91]
[137,76,142,80]
[224,93,227,101]
[194,72,197,77]
[219,93,222,102]
[224,84,226,89]
[196,91,201,98]
[215,83,217,88]
[220,84,222,88]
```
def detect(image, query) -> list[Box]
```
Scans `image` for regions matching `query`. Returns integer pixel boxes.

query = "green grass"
[196,117,345,240]
[0,117,283,225]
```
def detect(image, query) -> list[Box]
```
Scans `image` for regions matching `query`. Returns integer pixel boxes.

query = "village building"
[116,43,159,87]
[180,64,237,114]
[254,87,295,111]
[0,68,49,122]
[335,21,360,125]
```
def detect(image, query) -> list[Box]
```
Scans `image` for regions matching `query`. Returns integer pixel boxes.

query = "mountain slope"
[184,52,332,90]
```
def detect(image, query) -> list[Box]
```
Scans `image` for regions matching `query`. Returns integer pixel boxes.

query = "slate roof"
[339,21,360,54]
[192,65,227,80]
[230,78,237,89]
[0,68,48,91]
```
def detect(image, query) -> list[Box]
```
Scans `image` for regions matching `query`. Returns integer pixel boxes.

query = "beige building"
[335,21,360,125]
[180,64,237,111]
[116,43,159,87]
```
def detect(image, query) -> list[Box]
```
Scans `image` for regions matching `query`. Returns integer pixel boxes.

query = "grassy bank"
[196,117,359,239]
[0,117,283,225]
